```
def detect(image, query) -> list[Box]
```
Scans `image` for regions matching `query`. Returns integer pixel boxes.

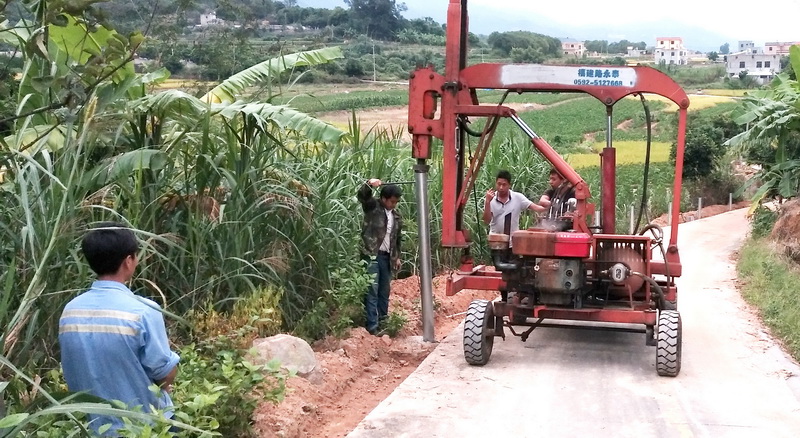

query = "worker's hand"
[368,178,382,187]
[394,258,401,271]
[485,189,495,203]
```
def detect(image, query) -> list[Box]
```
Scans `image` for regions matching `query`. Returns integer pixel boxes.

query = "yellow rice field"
[626,94,736,112]
[566,141,672,169]
[155,79,216,90]
[699,89,749,97]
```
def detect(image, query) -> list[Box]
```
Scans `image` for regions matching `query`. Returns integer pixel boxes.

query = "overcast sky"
[298,0,800,50]
[459,0,800,41]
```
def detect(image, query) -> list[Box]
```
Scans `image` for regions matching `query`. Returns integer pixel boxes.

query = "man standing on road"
[59,222,180,435]
[358,179,403,335]
[483,169,546,236]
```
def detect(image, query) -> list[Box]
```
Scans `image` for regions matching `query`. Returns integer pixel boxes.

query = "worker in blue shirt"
[59,222,180,435]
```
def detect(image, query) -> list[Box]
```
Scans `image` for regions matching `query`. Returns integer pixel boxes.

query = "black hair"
[496,170,512,184]
[380,184,403,199]
[549,168,564,178]
[81,222,139,276]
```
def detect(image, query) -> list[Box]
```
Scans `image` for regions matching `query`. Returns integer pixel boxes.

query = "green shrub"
[380,310,408,337]
[0,369,208,437]
[293,259,374,340]
[671,113,741,180]
[187,285,284,350]
[683,167,745,207]
[750,205,779,238]
[167,340,288,437]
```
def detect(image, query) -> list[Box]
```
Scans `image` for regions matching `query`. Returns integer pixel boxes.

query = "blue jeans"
[364,253,391,334]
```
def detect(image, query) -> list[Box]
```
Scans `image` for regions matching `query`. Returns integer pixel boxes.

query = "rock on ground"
[251,334,318,377]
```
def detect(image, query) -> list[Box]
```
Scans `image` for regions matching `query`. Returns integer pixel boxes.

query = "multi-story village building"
[654,37,688,65]
[764,41,800,55]
[560,38,586,57]
[726,41,782,84]
[738,41,755,52]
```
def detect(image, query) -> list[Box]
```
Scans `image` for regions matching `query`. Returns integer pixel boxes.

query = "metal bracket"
[507,318,545,342]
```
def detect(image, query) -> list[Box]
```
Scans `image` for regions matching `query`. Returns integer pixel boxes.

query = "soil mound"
[770,199,800,261]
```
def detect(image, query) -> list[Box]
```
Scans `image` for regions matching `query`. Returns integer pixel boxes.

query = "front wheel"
[463,299,495,366]
[656,310,682,377]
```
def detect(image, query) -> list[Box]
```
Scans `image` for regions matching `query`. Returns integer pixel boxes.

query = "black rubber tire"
[656,310,682,377]
[463,299,495,366]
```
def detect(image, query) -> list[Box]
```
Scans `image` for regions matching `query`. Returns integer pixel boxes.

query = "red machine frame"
[408,1,689,334]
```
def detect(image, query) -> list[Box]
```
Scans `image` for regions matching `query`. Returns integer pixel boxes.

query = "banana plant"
[728,45,800,204]
[201,47,344,104]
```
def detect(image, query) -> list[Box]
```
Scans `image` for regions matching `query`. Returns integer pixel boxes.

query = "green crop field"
[486,96,672,150]
[275,87,582,114]
[277,88,410,113]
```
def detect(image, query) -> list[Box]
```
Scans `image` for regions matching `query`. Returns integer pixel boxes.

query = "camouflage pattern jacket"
[357,182,402,269]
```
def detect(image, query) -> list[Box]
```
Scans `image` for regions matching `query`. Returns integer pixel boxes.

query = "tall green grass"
[737,239,800,360]
[664,65,727,87]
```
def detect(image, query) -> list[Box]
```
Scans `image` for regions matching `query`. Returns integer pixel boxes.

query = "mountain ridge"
[298,0,732,52]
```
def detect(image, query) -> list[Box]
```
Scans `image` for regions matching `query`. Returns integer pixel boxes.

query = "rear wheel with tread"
[656,310,682,377]
[463,299,495,365]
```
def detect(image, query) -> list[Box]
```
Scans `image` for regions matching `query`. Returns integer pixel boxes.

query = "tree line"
[584,39,647,54]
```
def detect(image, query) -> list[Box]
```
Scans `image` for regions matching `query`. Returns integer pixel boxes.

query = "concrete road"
[348,209,800,438]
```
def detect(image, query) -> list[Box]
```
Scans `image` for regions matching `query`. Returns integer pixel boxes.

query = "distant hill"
[297,0,730,52]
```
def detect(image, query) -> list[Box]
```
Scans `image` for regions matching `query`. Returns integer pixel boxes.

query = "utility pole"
[372,42,376,82]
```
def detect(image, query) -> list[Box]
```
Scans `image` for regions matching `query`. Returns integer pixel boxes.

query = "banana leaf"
[201,47,344,104]
[215,101,347,144]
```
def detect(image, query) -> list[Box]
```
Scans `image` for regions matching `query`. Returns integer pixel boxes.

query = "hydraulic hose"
[638,223,672,301]
[458,90,510,137]
[634,94,653,234]
[492,252,520,272]
[630,271,667,310]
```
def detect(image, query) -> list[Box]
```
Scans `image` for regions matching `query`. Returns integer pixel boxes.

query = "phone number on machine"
[573,79,624,86]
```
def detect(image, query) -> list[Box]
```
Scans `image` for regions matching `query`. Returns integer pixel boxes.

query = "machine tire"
[656,310,682,377]
[463,299,495,366]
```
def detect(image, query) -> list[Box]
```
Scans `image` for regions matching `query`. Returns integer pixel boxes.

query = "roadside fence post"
[629,204,635,234]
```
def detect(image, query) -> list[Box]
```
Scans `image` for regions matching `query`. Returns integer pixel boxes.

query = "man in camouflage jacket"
[358,178,403,335]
